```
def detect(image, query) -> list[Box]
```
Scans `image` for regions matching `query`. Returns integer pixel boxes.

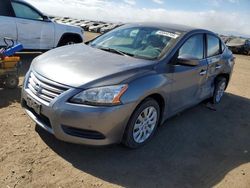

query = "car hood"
[227,43,244,47]
[31,44,154,88]
[226,40,245,47]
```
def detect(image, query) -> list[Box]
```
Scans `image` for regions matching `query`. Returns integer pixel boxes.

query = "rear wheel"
[5,76,19,89]
[122,98,160,148]
[211,77,227,104]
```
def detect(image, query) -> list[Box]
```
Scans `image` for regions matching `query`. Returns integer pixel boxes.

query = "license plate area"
[26,95,41,115]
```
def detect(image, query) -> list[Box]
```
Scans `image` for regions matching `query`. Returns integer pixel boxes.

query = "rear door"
[0,0,17,47]
[169,34,209,113]
[206,34,224,93]
[11,1,54,50]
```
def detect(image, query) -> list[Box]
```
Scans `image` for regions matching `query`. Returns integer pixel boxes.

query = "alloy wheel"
[132,106,158,143]
[215,81,226,103]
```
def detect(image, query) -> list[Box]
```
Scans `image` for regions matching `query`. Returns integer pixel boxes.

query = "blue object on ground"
[3,43,23,56]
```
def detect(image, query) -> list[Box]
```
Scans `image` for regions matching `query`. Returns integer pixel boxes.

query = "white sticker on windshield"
[156,31,179,39]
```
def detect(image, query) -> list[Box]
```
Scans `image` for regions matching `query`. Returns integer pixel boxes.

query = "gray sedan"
[21,23,235,148]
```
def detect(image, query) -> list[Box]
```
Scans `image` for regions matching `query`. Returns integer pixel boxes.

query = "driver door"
[11,1,54,50]
[169,34,209,113]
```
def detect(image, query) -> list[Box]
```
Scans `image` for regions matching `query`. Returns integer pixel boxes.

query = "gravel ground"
[0,32,250,188]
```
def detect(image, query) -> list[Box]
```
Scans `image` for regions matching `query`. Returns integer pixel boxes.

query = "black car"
[226,38,250,55]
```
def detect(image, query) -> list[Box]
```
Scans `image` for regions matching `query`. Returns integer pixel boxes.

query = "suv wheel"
[123,98,160,148]
[212,77,227,104]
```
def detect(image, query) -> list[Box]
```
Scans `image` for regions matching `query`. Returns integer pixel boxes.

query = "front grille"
[27,72,69,104]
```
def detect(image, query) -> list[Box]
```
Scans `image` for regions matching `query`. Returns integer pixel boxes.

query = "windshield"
[90,26,179,60]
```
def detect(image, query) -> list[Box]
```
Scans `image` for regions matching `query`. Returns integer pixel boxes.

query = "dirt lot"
[0,32,250,188]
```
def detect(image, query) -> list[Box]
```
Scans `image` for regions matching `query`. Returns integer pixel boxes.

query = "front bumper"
[21,87,134,146]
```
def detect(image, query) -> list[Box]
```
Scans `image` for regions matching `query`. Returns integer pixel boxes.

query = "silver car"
[21,23,235,148]
[100,23,120,34]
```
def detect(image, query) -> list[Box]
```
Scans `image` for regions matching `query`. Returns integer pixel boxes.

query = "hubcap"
[133,106,158,143]
[216,82,226,103]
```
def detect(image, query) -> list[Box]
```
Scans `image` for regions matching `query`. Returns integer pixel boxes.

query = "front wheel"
[122,98,160,148]
[211,77,227,104]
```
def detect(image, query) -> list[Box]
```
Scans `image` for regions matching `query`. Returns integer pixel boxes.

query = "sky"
[26,0,250,37]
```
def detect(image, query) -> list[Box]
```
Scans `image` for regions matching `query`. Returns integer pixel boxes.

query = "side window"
[178,34,204,60]
[11,2,43,21]
[207,34,221,57]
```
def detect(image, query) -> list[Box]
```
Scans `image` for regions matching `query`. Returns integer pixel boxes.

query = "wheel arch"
[145,94,165,124]
[130,93,166,126]
[57,33,83,46]
[121,92,166,147]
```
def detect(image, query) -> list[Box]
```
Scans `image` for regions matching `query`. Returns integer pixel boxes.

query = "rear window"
[207,34,221,57]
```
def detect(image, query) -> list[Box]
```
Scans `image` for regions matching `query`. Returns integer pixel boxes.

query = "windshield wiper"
[98,47,134,57]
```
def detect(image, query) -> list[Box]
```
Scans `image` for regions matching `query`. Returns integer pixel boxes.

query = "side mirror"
[177,54,200,66]
[42,15,51,22]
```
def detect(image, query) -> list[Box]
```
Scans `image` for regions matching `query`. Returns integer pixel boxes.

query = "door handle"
[200,70,207,76]
[216,65,222,70]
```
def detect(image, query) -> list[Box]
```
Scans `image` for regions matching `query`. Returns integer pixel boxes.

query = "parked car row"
[51,16,122,34]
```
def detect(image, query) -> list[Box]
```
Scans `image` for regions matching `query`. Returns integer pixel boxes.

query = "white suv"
[0,0,84,50]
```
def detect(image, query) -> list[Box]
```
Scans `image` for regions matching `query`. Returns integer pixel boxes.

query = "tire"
[97,28,101,33]
[5,76,19,89]
[122,98,160,148]
[211,77,227,104]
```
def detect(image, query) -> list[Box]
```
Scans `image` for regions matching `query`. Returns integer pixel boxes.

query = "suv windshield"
[90,26,179,60]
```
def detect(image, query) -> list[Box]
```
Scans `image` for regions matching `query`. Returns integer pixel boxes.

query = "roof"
[124,22,209,34]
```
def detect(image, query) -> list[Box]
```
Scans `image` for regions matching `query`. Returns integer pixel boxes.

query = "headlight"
[70,84,128,106]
